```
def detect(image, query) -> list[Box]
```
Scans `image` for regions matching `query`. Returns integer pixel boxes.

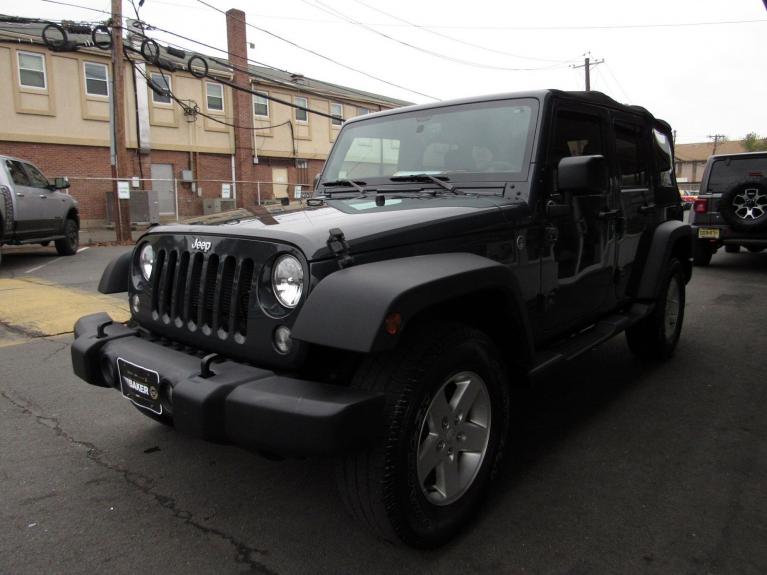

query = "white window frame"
[150,72,172,105]
[205,81,224,112]
[330,102,343,127]
[357,106,371,116]
[253,91,269,117]
[83,61,109,97]
[17,51,47,90]
[294,96,308,123]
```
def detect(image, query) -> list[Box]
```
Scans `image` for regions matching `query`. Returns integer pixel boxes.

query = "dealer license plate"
[117,358,162,415]
[698,228,720,239]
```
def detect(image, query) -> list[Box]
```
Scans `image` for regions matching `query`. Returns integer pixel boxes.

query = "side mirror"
[52,177,70,190]
[557,155,608,195]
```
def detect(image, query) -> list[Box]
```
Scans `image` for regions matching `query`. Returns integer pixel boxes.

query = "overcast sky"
[9,0,767,144]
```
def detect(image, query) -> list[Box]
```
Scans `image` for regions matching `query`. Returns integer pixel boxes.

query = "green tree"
[743,132,767,152]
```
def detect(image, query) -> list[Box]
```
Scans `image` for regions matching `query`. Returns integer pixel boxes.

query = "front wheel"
[626,257,686,360]
[55,218,79,255]
[336,323,510,548]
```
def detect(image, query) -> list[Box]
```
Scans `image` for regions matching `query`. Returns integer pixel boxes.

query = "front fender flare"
[635,220,692,300]
[292,253,531,355]
[98,251,132,294]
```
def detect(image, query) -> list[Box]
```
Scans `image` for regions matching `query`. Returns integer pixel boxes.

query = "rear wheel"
[626,257,685,360]
[693,239,713,266]
[725,244,740,253]
[746,246,764,253]
[55,218,79,255]
[336,322,510,548]
[719,182,767,232]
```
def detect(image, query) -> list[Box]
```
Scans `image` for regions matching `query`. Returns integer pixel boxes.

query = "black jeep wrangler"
[71,90,691,548]
[690,151,767,265]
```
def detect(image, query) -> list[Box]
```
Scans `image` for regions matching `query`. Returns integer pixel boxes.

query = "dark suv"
[690,151,767,265]
[71,90,691,547]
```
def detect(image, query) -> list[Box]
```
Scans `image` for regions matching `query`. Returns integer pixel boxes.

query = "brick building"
[0,11,409,227]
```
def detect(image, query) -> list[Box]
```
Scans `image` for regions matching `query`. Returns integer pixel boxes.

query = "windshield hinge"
[327,228,354,269]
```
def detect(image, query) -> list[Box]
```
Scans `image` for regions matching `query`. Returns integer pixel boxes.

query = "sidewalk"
[80,227,145,245]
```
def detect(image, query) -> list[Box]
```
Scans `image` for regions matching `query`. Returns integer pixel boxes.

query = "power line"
[194,0,440,101]
[346,0,573,64]
[300,0,570,72]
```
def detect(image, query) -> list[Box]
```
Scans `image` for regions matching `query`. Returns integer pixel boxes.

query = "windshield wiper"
[389,173,459,193]
[320,179,369,194]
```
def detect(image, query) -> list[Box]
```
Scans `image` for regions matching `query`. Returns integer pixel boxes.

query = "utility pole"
[110,0,131,242]
[707,134,726,154]
[572,54,604,91]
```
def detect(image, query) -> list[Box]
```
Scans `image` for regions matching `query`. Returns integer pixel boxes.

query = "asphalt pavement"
[1,245,766,575]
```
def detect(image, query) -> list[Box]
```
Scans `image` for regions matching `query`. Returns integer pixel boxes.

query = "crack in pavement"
[1,389,278,575]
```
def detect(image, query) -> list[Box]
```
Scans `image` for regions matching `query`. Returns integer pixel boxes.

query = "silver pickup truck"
[0,154,80,265]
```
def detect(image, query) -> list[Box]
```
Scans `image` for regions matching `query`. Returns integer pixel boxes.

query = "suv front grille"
[151,248,255,342]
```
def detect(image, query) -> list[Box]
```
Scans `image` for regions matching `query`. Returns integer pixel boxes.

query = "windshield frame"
[320,97,540,187]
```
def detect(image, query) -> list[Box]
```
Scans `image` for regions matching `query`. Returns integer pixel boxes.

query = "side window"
[652,128,674,187]
[24,163,51,189]
[550,111,605,163]
[614,122,648,187]
[6,160,31,186]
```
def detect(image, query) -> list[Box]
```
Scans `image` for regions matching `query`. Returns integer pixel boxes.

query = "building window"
[330,102,343,126]
[295,97,308,123]
[150,72,171,104]
[18,51,46,89]
[206,82,224,112]
[253,91,269,117]
[84,62,109,97]
[357,106,371,116]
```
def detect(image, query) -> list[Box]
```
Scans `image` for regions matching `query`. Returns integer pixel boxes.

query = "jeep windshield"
[321,98,539,188]
[706,155,767,193]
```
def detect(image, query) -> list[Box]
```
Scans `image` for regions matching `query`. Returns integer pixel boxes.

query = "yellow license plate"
[698,228,720,239]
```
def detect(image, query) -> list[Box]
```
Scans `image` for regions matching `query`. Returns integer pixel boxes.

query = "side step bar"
[528,303,653,381]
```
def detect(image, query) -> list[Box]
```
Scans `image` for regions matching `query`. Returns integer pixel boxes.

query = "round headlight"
[139,244,155,281]
[271,254,303,308]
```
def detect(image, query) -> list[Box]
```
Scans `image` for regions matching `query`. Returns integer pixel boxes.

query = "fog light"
[274,325,293,354]
[131,294,140,314]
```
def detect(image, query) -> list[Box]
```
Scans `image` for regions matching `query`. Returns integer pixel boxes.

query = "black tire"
[626,257,685,360]
[40,240,50,247]
[692,239,713,266]
[55,218,79,255]
[336,322,510,548]
[132,404,173,427]
[719,182,767,232]
[746,246,764,253]
[725,244,740,253]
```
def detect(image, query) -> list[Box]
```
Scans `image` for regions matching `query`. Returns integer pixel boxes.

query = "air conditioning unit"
[202,198,237,214]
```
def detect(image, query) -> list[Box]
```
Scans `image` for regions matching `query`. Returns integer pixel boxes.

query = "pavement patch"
[0,277,129,338]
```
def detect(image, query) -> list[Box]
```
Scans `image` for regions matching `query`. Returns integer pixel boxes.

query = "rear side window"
[5,160,31,186]
[706,156,767,193]
[653,129,674,187]
[614,122,648,187]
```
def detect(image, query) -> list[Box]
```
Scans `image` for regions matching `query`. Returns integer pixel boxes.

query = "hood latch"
[327,228,354,269]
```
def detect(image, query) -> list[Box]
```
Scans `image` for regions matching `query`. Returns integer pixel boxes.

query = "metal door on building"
[272,167,288,199]
[151,164,176,216]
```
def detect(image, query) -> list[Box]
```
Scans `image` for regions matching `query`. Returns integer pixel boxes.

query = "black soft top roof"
[348,89,671,132]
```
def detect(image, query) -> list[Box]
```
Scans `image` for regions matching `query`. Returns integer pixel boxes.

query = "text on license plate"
[698,228,720,239]
[117,358,163,415]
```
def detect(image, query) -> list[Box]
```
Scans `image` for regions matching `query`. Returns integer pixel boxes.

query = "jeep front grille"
[151,248,255,342]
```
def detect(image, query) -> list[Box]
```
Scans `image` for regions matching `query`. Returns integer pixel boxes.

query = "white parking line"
[25,259,61,274]
[77,247,90,253]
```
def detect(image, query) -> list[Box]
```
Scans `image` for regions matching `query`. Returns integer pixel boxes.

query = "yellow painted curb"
[0,277,130,338]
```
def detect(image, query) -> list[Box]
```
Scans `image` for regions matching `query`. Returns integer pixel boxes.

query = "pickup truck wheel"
[55,218,79,255]
[336,323,510,548]
[626,257,685,360]
[692,239,713,266]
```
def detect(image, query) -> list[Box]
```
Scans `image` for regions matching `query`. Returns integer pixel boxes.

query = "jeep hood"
[147,196,527,261]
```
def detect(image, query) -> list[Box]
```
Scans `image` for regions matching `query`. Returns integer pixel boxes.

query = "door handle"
[16,192,24,197]
[597,209,620,219]
[638,203,656,214]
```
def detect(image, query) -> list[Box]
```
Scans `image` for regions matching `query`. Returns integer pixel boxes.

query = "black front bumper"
[71,313,385,457]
